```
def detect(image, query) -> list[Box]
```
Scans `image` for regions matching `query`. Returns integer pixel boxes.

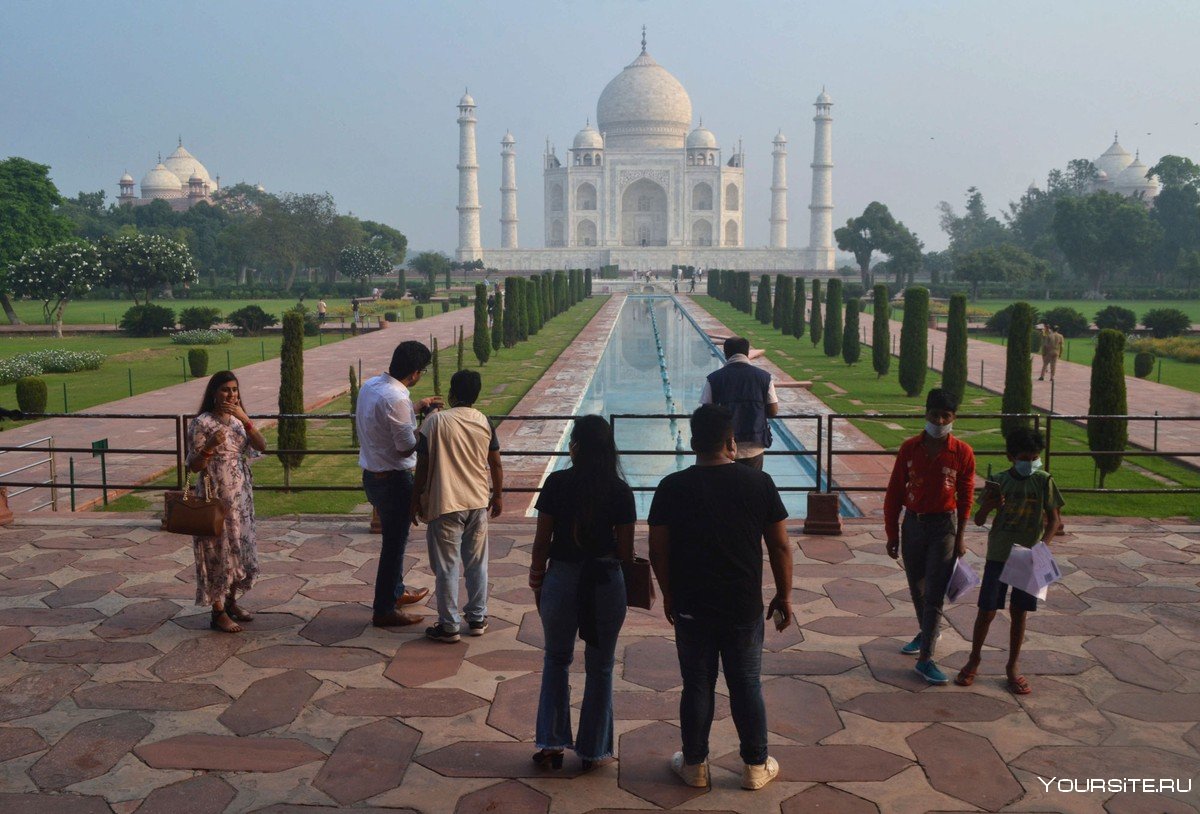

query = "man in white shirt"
[699,337,779,471]
[357,341,443,627]
[411,370,504,643]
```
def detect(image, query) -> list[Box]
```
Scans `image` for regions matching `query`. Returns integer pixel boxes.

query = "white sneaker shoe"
[741,756,780,790]
[671,751,709,788]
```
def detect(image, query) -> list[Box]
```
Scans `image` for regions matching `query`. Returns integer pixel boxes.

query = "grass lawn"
[969,334,1200,395]
[970,298,1200,324]
[105,295,609,516]
[0,333,346,420]
[695,296,1200,519]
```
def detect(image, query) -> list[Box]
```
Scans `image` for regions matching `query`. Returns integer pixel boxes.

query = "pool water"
[556,295,829,517]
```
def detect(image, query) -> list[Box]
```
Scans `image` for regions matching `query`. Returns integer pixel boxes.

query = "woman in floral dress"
[187,371,267,632]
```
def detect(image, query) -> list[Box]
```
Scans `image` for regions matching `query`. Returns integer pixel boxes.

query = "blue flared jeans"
[535,558,627,761]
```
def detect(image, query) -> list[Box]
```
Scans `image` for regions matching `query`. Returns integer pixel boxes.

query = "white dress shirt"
[356,374,418,472]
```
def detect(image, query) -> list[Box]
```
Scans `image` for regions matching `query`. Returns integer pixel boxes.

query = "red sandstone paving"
[0,578,55,597]
[0,665,88,721]
[93,598,180,639]
[715,743,912,783]
[239,574,305,610]
[859,637,943,692]
[151,634,245,681]
[0,792,113,813]
[617,721,709,809]
[298,582,374,602]
[0,606,102,627]
[454,780,549,814]
[1146,604,1200,642]
[907,724,1023,812]
[761,650,859,675]
[1083,638,1185,691]
[384,637,468,687]
[940,649,1095,676]
[781,785,880,814]
[238,643,382,672]
[29,711,153,790]
[1010,745,1200,788]
[73,679,229,711]
[824,577,893,617]
[114,580,194,599]
[1104,793,1199,814]
[416,741,584,779]
[807,615,919,638]
[3,551,82,579]
[799,537,853,564]
[29,536,128,550]
[299,602,371,645]
[136,733,325,772]
[252,807,418,814]
[218,669,320,735]
[1083,585,1200,603]
[1101,691,1200,721]
[622,637,681,692]
[41,573,126,608]
[840,690,1017,723]
[763,677,843,743]
[15,640,159,665]
[173,611,303,631]
[132,774,237,814]
[315,686,487,718]
[313,718,421,805]
[1016,677,1114,745]
[0,727,47,761]
[0,625,34,657]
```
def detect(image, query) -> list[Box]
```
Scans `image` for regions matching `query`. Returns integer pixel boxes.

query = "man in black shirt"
[648,404,792,791]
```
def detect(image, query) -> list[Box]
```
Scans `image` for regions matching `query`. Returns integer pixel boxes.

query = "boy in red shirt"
[884,388,976,685]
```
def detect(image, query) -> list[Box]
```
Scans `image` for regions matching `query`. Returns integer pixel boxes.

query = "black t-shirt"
[535,468,636,562]
[648,463,788,624]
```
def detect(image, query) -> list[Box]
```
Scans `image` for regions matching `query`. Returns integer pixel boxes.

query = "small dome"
[255,183,266,193]
[1095,135,1134,179]
[1115,155,1156,191]
[687,123,717,149]
[459,90,475,107]
[773,128,787,145]
[816,89,833,105]
[140,163,183,198]
[573,122,604,150]
[596,48,692,150]
[1096,170,1109,182]
[120,172,134,183]
[501,131,515,145]
[189,171,204,184]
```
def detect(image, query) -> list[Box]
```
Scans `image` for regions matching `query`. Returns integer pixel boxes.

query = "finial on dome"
[178,135,182,147]
[698,116,703,127]
[641,25,647,53]
[1114,131,1119,141]
[157,152,162,163]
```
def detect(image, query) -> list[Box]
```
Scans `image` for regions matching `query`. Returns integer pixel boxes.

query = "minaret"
[456,89,482,262]
[808,88,834,270]
[500,131,518,249]
[770,130,788,248]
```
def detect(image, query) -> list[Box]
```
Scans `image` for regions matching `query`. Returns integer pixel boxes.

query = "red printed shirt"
[883,433,976,541]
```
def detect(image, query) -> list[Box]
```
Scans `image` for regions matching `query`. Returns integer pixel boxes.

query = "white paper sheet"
[946,556,982,603]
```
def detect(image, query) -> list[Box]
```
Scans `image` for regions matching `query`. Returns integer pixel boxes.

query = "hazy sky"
[3,0,1197,256]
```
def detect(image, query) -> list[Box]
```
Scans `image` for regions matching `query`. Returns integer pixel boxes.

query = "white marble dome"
[1114,155,1160,197]
[573,122,604,150]
[502,131,515,145]
[459,90,475,107]
[687,123,717,149]
[816,89,833,105]
[119,171,134,183]
[596,48,692,150]
[140,163,183,198]
[163,144,212,188]
[1095,136,1134,179]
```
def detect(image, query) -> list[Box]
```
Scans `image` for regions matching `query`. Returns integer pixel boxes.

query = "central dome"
[596,48,692,150]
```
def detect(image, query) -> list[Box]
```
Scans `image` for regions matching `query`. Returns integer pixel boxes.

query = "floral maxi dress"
[188,412,260,605]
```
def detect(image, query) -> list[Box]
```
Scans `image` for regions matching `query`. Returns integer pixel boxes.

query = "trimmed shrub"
[824,278,843,357]
[1094,305,1137,334]
[349,366,360,446]
[755,275,772,324]
[1142,308,1192,338]
[810,280,823,347]
[178,306,222,331]
[791,277,806,339]
[985,303,1039,337]
[491,287,504,352]
[414,305,424,319]
[407,281,433,302]
[1134,351,1155,378]
[120,304,176,337]
[15,377,47,415]
[1040,306,1089,338]
[441,300,450,313]
[941,293,968,406]
[432,337,441,395]
[277,311,306,486]
[872,283,891,378]
[459,294,469,307]
[842,299,861,365]
[384,311,398,322]
[226,305,277,336]
[187,348,208,378]
[771,275,784,329]
[898,286,929,397]
[1001,302,1036,438]
[585,268,593,296]
[170,329,233,346]
[777,277,795,336]
[456,325,465,371]
[1088,329,1128,487]
[473,284,491,364]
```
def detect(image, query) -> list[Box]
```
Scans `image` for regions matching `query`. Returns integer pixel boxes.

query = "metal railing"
[2,410,1198,510]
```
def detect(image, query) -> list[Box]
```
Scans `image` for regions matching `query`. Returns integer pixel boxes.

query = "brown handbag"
[163,472,226,537]
[623,556,656,610]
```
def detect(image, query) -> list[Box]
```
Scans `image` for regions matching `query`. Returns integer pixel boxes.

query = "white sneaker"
[741,756,780,790]
[671,751,709,788]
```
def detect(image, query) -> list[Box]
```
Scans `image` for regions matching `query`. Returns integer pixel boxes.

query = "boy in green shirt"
[955,427,1063,695]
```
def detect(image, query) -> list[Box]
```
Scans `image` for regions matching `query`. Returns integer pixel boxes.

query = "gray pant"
[901,512,957,660]
[426,509,489,630]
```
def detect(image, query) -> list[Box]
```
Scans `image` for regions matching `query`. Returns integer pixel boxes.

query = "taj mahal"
[455,32,836,273]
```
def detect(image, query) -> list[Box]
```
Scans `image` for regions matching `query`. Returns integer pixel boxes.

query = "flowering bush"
[100,234,196,304]
[5,240,106,336]
[0,349,105,385]
[170,329,233,345]
[1128,336,1200,364]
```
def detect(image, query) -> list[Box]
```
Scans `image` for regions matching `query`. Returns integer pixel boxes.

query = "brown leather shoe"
[395,586,430,607]
[372,610,423,628]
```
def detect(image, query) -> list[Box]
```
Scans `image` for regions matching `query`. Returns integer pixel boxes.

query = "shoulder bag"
[623,556,656,610]
[163,472,226,537]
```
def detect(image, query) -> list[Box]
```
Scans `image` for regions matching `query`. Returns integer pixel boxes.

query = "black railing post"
[1044,413,1053,473]
[825,415,835,494]
[813,414,823,493]
[175,415,185,489]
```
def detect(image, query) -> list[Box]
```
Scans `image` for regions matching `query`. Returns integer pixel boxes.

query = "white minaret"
[808,88,834,270]
[456,89,482,262]
[500,131,518,249]
[770,130,788,248]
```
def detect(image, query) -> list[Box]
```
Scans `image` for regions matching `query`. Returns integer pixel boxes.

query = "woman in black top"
[529,415,635,770]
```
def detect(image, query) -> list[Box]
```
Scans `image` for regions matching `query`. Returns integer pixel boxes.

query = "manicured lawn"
[972,298,1200,324]
[695,296,1200,518]
[105,295,609,516]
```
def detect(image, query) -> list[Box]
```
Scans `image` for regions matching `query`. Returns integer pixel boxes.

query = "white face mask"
[1014,458,1042,477]
[925,421,952,438]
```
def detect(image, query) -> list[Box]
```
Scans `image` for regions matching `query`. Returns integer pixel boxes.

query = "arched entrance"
[621,178,668,246]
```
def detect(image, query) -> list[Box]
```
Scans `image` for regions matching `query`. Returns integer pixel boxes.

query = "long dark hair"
[567,415,626,554]
[198,370,239,415]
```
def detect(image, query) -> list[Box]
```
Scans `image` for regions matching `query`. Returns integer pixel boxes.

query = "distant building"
[1091,133,1161,202]
[118,139,221,212]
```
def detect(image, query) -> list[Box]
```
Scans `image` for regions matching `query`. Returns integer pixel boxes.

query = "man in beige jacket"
[1038,324,1063,382]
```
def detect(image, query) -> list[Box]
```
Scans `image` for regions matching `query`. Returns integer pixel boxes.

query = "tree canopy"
[1052,191,1161,294]
[0,157,74,323]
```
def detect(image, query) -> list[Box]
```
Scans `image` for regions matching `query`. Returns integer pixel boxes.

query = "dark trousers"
[901,512,957,660]
[362,469,415,615]
[675,616,768,766]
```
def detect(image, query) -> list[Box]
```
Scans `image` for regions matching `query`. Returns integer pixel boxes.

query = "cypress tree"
[503,277,518,347]
[431,337,441,395]
[898,286,929,397]
[491,285,504,352]
[1088,328,1128,487]
[872,283,891,378]
[542,271,552,320]
[349,365,360,446]
[778,277,795,336]
[520,277,532,340]
[277,311,306,488]
[472,283,491,364]
[397,268,407,298]
[531,275,543,331]
[1001,301,1035,437]
[554,271,567,314]
[739,272,753,313]
[755,275,772,324]
[585,268,593,297]
[456,325,465,371]
[772,274,785,329]
[709,269,722,300]
[842,299,861,365]
[941,293,968,406]
[725,270,737,304]
[810,279,823,347]
[823,278,843,357]
[791,277,806,338]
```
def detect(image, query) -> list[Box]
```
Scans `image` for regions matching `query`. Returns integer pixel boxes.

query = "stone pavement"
[1,513,1199,812]
[0,309,475,513]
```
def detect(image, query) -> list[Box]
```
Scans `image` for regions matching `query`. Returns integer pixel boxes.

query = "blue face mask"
[1013,458,1042,477]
